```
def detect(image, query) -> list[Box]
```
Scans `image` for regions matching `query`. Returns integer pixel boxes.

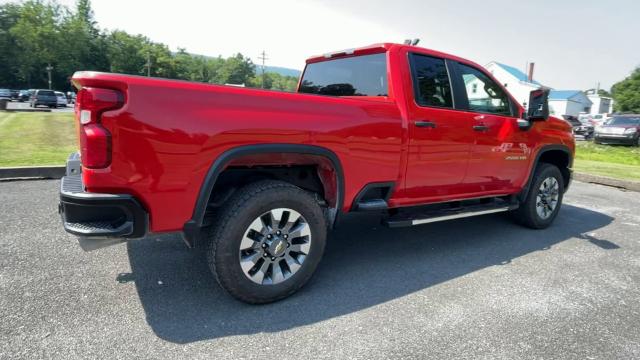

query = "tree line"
[0,0,299,92]
[612,68,640,113]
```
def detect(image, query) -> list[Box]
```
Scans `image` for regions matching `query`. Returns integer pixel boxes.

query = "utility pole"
[46,64,53,89]
[258,50,268,89]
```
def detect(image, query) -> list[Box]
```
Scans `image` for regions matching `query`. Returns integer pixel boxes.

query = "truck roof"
[305,42,482,69]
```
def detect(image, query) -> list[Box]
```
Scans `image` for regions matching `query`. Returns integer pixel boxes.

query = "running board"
[384,201,518,228]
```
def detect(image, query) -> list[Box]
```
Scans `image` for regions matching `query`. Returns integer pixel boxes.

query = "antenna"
[412,39,420,45]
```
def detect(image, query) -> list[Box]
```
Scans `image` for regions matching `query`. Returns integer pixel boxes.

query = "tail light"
[75,87,124,168]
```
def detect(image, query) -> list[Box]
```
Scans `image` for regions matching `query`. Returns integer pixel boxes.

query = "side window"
[458,63,512,116]
[409,54,453,108]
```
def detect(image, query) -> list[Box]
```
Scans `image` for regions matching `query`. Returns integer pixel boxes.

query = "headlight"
[624,128,637,134]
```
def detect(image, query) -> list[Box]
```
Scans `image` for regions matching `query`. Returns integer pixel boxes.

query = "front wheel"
[206,180,327,304]
[512,163,564,229]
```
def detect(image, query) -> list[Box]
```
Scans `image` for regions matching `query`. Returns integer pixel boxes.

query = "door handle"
[473,124,489,131]
[415,120,436,128]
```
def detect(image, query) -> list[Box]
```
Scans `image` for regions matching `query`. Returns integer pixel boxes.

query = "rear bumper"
[34,100,57,105]
[59,153,148,245]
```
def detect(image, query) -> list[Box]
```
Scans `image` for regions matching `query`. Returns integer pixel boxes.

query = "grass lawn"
[574,141,640,181]
[0,111,77,167]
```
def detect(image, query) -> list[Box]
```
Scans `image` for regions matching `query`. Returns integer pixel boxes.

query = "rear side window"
[409,54,453,108]
[457,63,511,116]
[299,53,388,96]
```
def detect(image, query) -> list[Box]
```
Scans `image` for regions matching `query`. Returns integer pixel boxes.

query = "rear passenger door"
[402,53,474,202]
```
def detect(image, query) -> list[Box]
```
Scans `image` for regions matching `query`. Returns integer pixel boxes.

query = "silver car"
[55,91,68,108]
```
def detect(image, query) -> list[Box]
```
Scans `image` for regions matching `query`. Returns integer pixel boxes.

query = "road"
[1,180,639,359]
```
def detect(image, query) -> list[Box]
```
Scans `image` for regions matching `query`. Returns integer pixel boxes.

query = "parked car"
[59,42,575,304]
[18,89,32,102]
[55,91,68,107]
[30,89,58,108]
[563,115,594,139]
[10,89,20,100]
[0,88,10,100]
[594,115,640,146]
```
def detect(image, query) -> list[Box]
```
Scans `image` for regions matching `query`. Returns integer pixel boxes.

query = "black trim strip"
[351,181,395,211]
[183,144,345,247]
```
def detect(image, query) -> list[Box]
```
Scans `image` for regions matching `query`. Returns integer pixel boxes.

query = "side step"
[384,199,518,228]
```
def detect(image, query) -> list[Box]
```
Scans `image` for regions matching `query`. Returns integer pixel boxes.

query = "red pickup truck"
[59,43,574,303]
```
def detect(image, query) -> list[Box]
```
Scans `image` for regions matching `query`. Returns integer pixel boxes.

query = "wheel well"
[183,146,344,248]
[207,165,327,209]
[538,149,571,188]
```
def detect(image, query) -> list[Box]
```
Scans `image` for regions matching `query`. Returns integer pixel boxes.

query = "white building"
[485,62,541,106]
[548,90,592,117]
[485,62,595,117]
[586,92,614,115]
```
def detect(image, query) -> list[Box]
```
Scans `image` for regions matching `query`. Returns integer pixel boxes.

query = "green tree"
[9,0,62,88]
[0,3,21,87]
[612,67,640,113]
[106,30,148,75]
[217,53,255,85]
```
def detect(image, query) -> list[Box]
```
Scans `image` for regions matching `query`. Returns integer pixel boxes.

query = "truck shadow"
[125,204,614,343]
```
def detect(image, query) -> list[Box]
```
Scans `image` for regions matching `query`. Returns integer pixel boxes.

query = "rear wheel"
[512,163,564,229]
[206,180,327,304]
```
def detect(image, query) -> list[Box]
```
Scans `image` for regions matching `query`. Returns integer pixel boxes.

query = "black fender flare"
[518,144,573,202]
[182,144,345,247]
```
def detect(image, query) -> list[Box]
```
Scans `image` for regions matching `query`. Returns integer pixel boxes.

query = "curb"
[574,172,640,192]
[1,108,52,113]
[0,166,65,180]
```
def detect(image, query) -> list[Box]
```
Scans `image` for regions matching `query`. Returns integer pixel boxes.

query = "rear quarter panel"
[75,73,403,232]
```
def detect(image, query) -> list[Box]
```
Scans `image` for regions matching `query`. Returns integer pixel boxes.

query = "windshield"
[299,53,388,97]
[605,116,640,126]
[37,90,55,96]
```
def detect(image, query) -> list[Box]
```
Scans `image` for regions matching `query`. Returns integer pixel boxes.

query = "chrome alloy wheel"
[536,177,560,219]
[239,208,312,285]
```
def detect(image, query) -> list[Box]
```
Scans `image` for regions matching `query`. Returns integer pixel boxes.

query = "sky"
[4,0,640,90]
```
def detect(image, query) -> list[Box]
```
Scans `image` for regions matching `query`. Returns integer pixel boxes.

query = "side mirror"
[526,88,550,121]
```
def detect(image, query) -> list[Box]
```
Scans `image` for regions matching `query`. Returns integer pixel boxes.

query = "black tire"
[512,163,565,229]
[633,136,640,147]
[206,180,327,304]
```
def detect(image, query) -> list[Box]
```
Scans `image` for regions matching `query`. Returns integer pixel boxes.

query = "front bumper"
[594,134,638,145]
[59,153,148,249]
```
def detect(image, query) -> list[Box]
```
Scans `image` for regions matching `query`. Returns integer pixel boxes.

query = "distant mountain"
[182,51,302,78]
[256,65,301,78]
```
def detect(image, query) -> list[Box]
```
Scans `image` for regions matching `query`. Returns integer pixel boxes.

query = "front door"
[402,53,474,203]
[454,62,530,193]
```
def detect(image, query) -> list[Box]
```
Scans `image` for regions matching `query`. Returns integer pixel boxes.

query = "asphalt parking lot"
[1,180,639,359]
